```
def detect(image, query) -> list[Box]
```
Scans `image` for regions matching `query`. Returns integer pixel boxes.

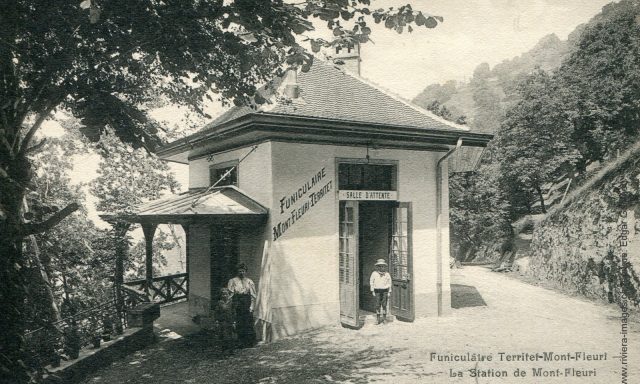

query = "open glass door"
[390,202,414,321]
[339,201,359,327]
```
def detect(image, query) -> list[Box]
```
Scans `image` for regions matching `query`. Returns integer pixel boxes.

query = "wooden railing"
[123,272,188,305]
[120,284,148,306]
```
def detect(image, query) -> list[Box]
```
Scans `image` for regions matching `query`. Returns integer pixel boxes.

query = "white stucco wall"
[187,142,274,317]
[185,139,450,336]
[267,141,445,336]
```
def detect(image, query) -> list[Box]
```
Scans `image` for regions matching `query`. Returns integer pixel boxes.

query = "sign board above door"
[338,190,398,201]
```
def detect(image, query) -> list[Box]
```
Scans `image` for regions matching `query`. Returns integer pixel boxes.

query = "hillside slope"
[527,142,640,307]
[412,31,581,133]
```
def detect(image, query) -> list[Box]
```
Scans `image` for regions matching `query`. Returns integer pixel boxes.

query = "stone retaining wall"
[529,149,640,307]
[43,303,160,383]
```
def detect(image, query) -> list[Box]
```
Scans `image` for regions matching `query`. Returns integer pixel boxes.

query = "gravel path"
[80,267,639,384]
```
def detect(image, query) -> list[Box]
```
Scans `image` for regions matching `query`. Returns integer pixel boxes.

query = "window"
[209,161,238,187]
[338,163,395,191]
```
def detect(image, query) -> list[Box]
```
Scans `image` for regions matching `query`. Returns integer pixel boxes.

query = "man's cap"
[375,259,388,266]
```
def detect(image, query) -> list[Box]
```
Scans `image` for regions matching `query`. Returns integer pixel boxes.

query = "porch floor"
[154,301,200,339]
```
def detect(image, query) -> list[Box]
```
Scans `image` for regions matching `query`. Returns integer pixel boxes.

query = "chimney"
[334,42,361,75]
[283,67,299,98]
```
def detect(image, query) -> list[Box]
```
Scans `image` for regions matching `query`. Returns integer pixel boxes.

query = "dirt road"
[81,267,639,384]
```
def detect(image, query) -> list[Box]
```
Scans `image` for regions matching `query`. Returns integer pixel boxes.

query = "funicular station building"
[114,48,492,340]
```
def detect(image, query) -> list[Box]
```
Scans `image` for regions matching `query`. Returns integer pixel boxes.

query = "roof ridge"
[201,55,470,134]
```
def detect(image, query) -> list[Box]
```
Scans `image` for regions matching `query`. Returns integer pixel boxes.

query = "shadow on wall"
[267,241,337,338]
[450,284,487,309]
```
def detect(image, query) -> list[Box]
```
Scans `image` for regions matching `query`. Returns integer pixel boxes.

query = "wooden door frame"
[338,200,360,328]
[390,201,415,322]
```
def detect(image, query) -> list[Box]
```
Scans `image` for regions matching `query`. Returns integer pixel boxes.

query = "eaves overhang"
[157,113,494,164]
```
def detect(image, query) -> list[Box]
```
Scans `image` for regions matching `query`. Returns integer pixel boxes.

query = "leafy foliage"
[425,100,466,125]
[494,69,581,213]
[126,230,173,280]
[494,0,640,214]
[449,160,511,261]
[90,132,179,215]
[469,63,504,134]
[21,138,115,373]
[556,0,640,163]
[90,131,178,295]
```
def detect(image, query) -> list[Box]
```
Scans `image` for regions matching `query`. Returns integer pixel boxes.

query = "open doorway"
[358,202,393,313]
[338,200,414,326]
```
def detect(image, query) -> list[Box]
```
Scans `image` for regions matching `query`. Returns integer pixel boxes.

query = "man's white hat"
[375,259,387,266]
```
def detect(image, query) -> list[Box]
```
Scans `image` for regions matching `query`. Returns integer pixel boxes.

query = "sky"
[43,0,614,228]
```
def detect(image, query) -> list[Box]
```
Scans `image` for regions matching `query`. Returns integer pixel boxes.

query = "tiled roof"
[201,58,468,133]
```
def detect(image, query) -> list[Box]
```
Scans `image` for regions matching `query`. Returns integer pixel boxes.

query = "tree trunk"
[23,198,63,324]
[1,138,75,382]
[535,185,547,214]
[0,140,32,381]
[26,235,62,323]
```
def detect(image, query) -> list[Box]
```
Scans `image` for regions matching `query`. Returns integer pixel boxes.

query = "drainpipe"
[436,138,463,316]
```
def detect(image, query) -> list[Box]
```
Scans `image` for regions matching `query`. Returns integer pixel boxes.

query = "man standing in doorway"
[370,259,392,324]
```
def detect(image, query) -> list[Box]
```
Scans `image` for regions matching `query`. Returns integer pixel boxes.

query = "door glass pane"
[390,206,411,280]
[402,266,409,280]
[346,207,353,222]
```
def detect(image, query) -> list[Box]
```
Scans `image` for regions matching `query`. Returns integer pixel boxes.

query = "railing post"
[113,221,130,334]
[115,253,123,310]
[141,223,157,298]
[180,224,190,279]
[180,224,190,300]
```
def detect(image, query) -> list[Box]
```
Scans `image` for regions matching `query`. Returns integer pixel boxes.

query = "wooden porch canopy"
[102,185,269,225]
[100,186,268,298]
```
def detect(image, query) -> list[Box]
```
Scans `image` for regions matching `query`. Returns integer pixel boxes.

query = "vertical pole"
[114,222,130,333]
[141,224,157,298]
[436,163,443,316]
[115,239,124,333]
[436,139,462,316]
[181,224,190,296]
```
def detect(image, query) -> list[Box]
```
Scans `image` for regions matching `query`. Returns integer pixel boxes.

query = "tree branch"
[20,202,79,236]
[24,138,47,154]
[16,103,55,156]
